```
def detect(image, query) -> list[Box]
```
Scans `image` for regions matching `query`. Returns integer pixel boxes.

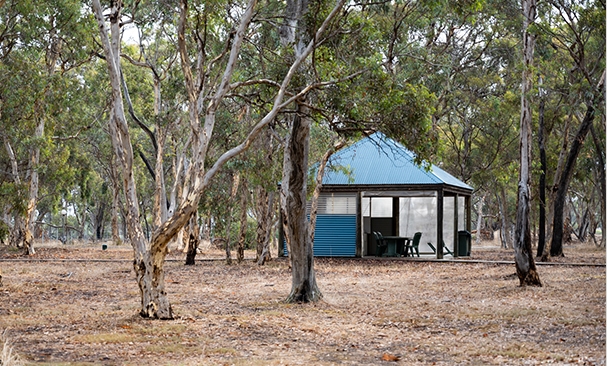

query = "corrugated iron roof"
[322,132,473,191]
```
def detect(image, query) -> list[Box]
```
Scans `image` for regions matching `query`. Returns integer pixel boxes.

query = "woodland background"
[0,0,604,256]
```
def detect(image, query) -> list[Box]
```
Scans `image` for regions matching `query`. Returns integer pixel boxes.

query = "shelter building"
[280,132,474,258]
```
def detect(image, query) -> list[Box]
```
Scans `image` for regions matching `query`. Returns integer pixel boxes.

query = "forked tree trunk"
[93,0,174,319]
[514,0,541,287]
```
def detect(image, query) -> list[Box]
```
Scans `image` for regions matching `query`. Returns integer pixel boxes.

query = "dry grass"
[0,240,604,365]
[1,329,24,366]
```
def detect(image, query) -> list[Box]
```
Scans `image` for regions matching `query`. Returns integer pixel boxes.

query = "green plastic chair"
[373,231,387,257]
[427,241,453,256]
[408,232,422,257]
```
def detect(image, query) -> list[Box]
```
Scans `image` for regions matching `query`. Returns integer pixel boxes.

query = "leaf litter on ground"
[0,239,604,365]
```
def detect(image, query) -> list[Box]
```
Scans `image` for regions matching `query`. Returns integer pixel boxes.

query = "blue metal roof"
[322,132,473,191]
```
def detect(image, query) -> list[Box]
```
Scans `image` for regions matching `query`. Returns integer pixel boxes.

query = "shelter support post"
[356,192,362,257]
[437,189,444,259]
[454,194,459,258]
[466,195,472,233]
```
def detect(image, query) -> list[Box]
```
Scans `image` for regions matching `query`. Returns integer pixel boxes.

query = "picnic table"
[381,236,412,257]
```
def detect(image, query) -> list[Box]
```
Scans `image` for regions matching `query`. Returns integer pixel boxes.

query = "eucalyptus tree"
[0,0,95,253]
[514,0,542,286]
[92,0,348,318]
[405,1,523,246]
[539,0,606,258]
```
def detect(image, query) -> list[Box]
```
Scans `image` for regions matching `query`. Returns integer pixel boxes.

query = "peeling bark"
[93,0,173,319]
[514,0,541,287]
[282,104,321,303]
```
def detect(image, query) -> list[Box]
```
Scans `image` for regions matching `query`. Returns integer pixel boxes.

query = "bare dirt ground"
[0,239,605,365]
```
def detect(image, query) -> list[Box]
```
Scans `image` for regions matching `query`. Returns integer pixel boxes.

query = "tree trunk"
[93,0,343,318]
[537,96,547,257]
[514,0,541,287]
[550,97,601,256]
[543,114,573,259]
[9,216,25,249]
[3,139,24,249]
[22,117,42,255]
[95,200,106,241]
[578,208,589,242]
[185,213,199,265]
[255,129,276,265]
[224,173,240,265]
[475,194,485,245]
[257,189,275,266]
[22,26,60,255]
[282,103,321,303]
[134,246,173,319]
[256,186,269,262]
[93,0,173,319]
[237,179,248,263]
[590,123,606,248]
[497,187,512,249]
[110,158,122,245]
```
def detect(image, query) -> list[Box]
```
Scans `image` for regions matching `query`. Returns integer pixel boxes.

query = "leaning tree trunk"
[549,89,604,256]
[514,0,541,287]
[281,104,321,303]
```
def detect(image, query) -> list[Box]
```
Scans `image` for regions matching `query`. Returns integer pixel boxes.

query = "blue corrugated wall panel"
[313,215,356,256]
[283,214,357,257]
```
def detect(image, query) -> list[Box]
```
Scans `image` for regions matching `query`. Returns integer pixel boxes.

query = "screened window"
[370,197,392,218]
[315,193,357,215]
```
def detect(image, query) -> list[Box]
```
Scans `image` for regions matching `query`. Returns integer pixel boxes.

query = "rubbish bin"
[458,230,471,257]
